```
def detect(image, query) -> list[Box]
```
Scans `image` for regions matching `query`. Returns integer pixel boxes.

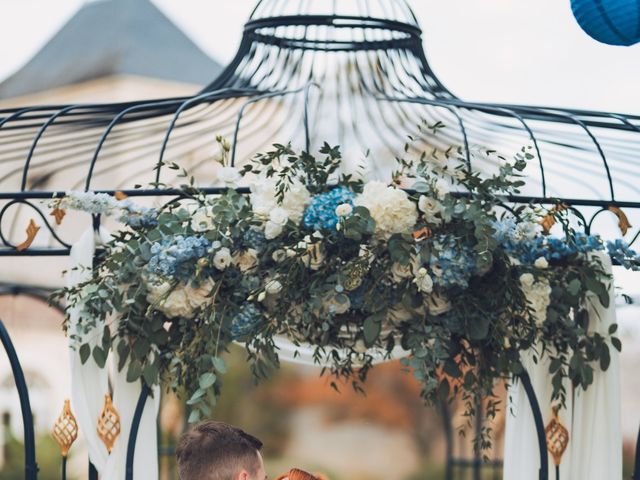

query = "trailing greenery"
[52,136,632,444]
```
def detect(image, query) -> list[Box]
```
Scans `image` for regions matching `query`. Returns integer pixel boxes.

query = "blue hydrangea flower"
[303,187,355,231]
[243,228,267,252]
[430,235,477,289]
[230,303,263,339]
[607,239,640,270]
[147,235,211,281]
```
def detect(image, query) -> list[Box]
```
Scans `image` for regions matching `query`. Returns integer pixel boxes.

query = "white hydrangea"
[250,176,310,224]
[354,181,418,239]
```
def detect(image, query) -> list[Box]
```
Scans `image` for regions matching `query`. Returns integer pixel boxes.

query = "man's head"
[176,421,266,480]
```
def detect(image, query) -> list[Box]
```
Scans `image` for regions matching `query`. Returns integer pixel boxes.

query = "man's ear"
[236,470,249,480]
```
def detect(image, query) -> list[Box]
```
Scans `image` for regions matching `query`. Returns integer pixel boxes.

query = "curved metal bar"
[0,319,38,480]
[230,83,320,166]
[517,369,549,480]
[155,88,260,182]
[125,384,152,480]
[84,99,189,191]
[0,199,72,251]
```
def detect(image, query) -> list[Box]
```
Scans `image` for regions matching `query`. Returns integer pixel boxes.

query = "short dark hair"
[176,421,263,480]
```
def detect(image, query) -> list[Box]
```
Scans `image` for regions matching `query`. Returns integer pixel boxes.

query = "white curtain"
[68,227,160,480]
[504,252,621,479]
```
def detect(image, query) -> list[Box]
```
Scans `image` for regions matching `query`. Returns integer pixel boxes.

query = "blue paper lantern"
[571,0,640,46]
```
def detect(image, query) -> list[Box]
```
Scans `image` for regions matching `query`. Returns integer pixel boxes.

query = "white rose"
[265,279,283,295]
[213,247,232,270]
[269,207,289,226]
[354,181,418,239]
[519,273,535,288]
[272,249,287,263]
[250,176,310,224]
[534,257,549,269]
[521,278,551,325]
[335,203,353,217]
[427,293,452,316]
[264,221,284,240]
[413,268,434,293]
[418,196,444,225]
[215,166,241,187]
[233,249,258,272]
[190,206,214,232]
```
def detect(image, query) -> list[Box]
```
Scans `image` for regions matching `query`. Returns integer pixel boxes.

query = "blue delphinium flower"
[430,235,477,289]
[231,303,263,339]
[607,239,640,270]
[303,187,355,231]
[147,235,211,281]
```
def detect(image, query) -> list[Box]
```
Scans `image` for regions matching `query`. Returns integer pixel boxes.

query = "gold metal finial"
[545,406,569,467]
[97,394,121,454]
[16,219,40,252]
[52,400,78,458]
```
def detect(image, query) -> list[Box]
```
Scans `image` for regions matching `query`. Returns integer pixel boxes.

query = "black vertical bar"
[517,370,549,480]
[473,395,482,480]
[0,319,38,480]
[125,384,151,480]
[89,462,98,480]
[438,397,454,480]
[61,456,67,480]
[633,426,640,480]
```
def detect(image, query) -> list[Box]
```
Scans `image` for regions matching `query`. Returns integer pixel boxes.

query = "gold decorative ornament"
[545,406,569,466]
[52,400,78,457]
[608,205,632,236]
[50,207,66,225]
[540,203,569,234]
[16,219,40,252]
[97,394,121,453]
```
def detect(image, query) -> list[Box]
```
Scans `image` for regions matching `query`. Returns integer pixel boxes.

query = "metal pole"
[125,384,151,480]
[0,320,38,480]
[633,426,640,480]
[518,370,549,480]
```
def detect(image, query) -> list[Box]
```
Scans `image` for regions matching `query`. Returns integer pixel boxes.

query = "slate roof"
[0,0,223,98]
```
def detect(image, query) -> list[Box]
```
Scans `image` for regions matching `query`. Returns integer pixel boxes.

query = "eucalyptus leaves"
[54,140,635,428]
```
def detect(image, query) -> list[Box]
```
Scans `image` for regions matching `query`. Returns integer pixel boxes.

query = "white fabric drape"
[504,252,621,479]
[570,253,622,479]
[68,227,160,480]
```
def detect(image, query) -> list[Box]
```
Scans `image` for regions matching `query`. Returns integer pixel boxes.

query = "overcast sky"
[0,0,639,112]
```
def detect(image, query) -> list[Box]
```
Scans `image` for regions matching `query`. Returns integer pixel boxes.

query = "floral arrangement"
[53,139,638,431]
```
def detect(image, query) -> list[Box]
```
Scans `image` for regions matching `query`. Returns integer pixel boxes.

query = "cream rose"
[233,249,258,272]
[413,268,434,294]
[146,279,213,319]
[215,166,241,187]
[534,257,549,269]
[335,203,353,217]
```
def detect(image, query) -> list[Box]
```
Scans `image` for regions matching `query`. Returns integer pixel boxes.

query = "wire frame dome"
[0,0,639,256]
